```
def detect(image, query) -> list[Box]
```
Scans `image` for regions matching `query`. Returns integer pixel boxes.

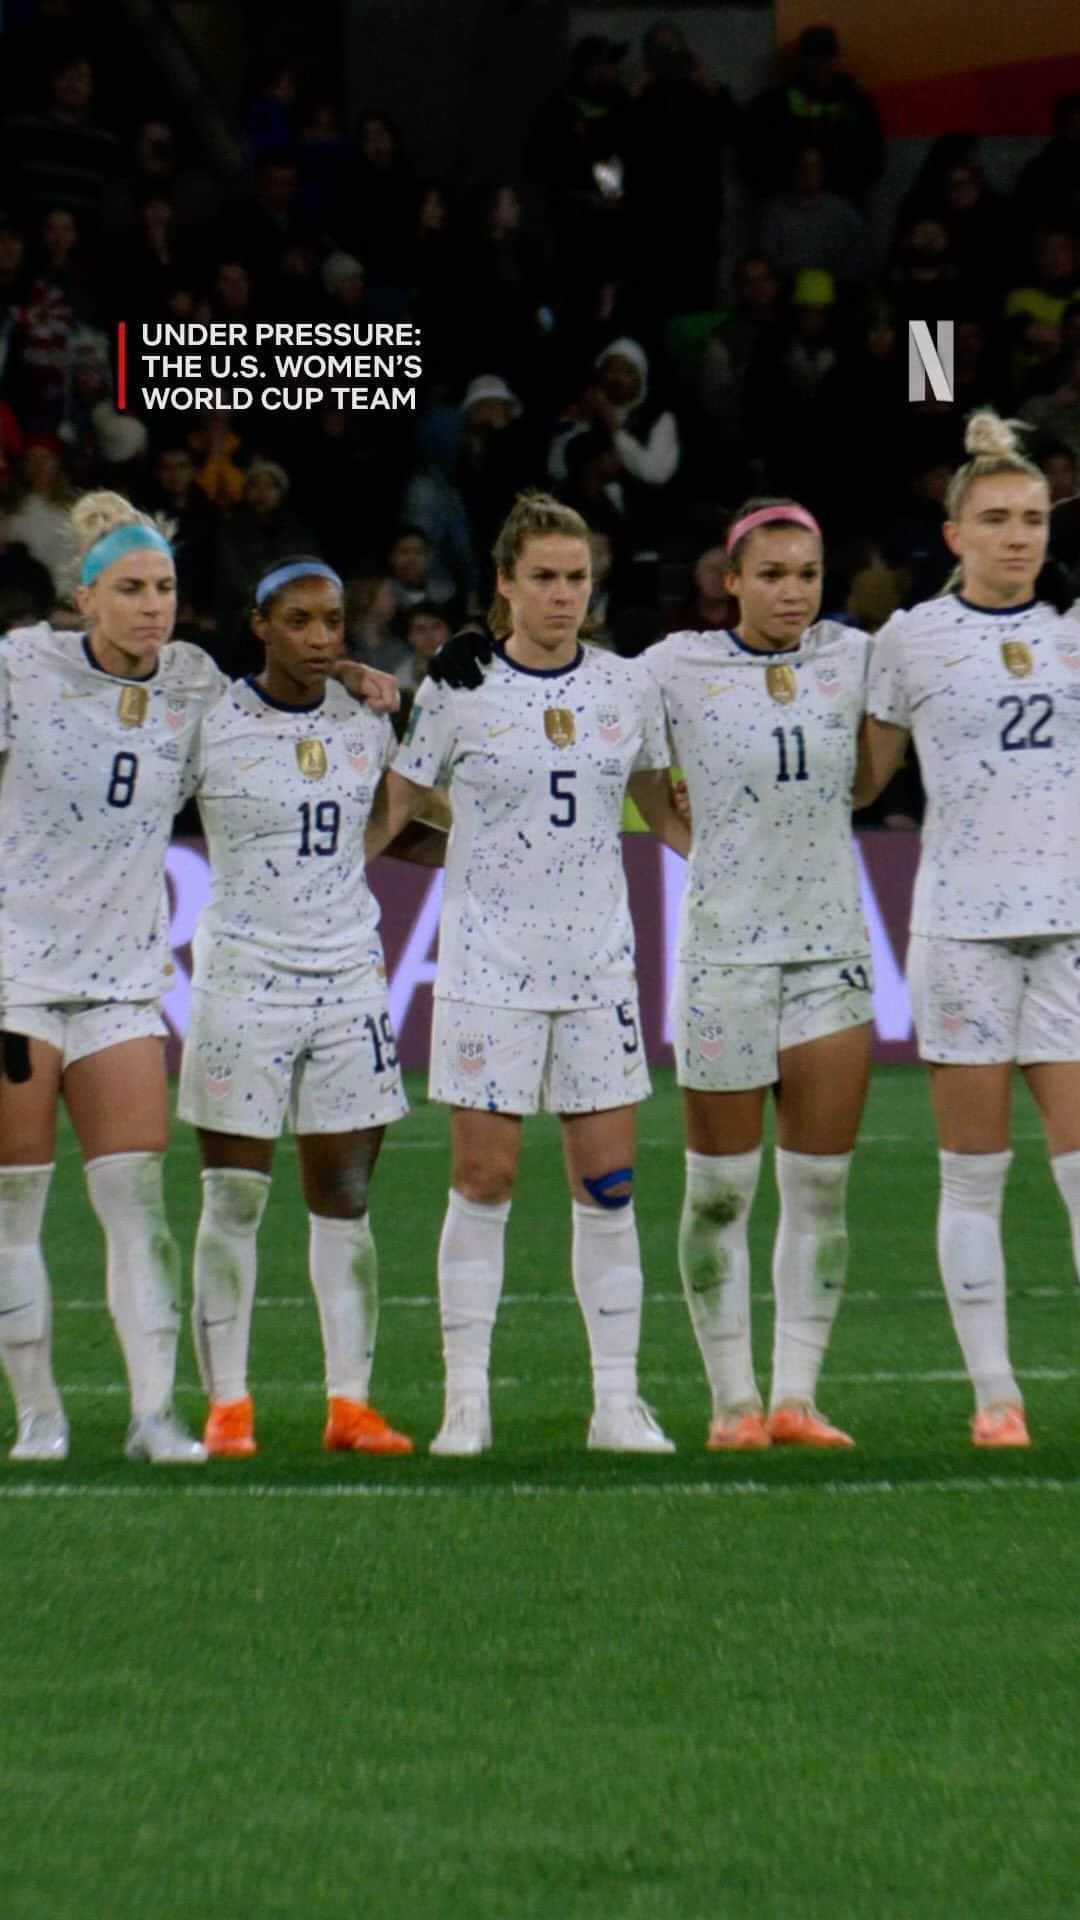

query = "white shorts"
[671,957,874,1092]
[178,989,408,1138]
[430,997,651,1115]
[907,933,1080,1065]
[0,999,166,1070]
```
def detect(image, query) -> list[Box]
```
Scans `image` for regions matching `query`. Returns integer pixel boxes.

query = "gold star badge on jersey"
[544,708,575,746]
[1001,641,1033,678]
[765,664,797,704]
[117,685,149,727]
[295,738,328,779]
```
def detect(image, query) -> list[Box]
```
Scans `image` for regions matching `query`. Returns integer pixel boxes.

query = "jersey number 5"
[549,770,577,826]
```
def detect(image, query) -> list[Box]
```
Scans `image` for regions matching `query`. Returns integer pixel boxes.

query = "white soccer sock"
[937,1149,1019,1411]
[85,1150,182,1420]
[771,1148,852,1409]
[571,1199,643,1403]
[0,1163,62,1421]
[678,1148,762,1415]
[1051,1150,1080,1287]
[192,1167,271,1404]
[438,1189,510,1399]
[309,1211,380,1401]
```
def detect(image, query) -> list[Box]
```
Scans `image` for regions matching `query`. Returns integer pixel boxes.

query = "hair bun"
[69,490,143,558]
[964,411,1026,460]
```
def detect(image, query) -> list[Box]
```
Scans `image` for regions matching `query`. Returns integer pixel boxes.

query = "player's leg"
[298,1126,411,1455]
[1018,935,1080,1294]
[292,995,411,1453]
[1023,1063,1080,1284]
[769,990,872,1447]
[429,1002,533,1455]
[672,963,771,1447]
[553,1000,672,1452]
[63,1015,205,1463]
[0,1026,67,1460]
[910,934,1024,1444]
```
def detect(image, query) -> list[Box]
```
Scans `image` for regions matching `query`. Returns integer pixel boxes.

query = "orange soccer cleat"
[203,1395,256,1457]
[322,1397,413,1455]
[972,1404,1030,1448]
[707,1410,772,1450]
[766,1402,855,1448]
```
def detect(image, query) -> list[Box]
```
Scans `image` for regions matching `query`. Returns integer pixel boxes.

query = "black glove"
[427,624,494,690]
[1036,557,1076,616]
[0,1032,31,1084]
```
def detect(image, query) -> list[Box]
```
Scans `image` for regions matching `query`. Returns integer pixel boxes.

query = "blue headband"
[255,561,344,607]
[79,523,173,586]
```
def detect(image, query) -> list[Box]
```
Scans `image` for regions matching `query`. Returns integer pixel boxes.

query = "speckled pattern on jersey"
[192,677,396,1004]
[0,625,225,1003]
[393,642,668,1010]
[646,622,871,964]
[869,596,1080,938]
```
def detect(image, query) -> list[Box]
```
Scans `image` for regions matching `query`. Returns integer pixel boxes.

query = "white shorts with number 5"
[671,957,874,1092]
[430,997,651,1114]
[178,988,408,1138]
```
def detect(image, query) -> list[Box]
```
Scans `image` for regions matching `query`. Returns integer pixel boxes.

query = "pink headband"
[726,504,821,555]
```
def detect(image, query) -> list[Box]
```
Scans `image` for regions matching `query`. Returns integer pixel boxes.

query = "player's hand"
[0,1032,31,1083]
[427,625,494,690]
[330,660,401,713]
[670,776,692,829]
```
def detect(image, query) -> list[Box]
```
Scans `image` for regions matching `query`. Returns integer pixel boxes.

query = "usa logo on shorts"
[457,1034,486,1076]
[697,1021,724,1060]
[203,1069,233,1097]
[596,707,622,743]
[165,696,187,730]
[939,1001,966,1034]
[344,732,370,772]
[816,666,841,699]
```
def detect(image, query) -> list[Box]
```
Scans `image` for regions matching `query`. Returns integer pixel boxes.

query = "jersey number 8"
[106,750,139,808]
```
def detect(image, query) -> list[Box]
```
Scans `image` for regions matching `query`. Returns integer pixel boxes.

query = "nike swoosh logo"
[943,655,971,668]
[0,1301,33,1317]
[623,1062,640,1076]
[235,757,261,771]
[706,682,735,695]
[597,1305,636,1317]
[487,724,516,738]
[59,687,99,699]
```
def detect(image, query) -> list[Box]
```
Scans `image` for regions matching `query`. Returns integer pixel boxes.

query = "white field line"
[0,1478,1076,1502]
[53,1366,1078,1397]
[55,1285,1076,1311]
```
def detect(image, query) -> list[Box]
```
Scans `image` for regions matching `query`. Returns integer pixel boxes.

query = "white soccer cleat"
[125,1409,208,1465]
[429,1394,492,1457]
[588,1397,675,1453]
[10,1410,69,1463]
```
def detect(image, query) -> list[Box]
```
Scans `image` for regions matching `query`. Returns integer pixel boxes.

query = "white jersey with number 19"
[393,642,669,1010]
[0,624,225,1005]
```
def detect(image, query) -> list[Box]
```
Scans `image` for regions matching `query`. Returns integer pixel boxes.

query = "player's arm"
[365,768,449,864]
[627,769,691,857]
[853,716,910,808]
[330,659,402,715]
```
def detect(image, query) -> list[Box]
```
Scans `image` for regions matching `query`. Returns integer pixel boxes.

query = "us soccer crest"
[117,684,149,727]
[765,663,797,705]
[544,707,575,746]
[1001,641,1033,678]
[295,738,328,779]
[343,731,369,773]
[596,706,622,743]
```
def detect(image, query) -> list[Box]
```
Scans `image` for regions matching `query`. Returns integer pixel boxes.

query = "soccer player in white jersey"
[0,492,226,1463]
[179,557,430,1459]
[858,411,1080,1448]
[365,492,690,1455]
[646,499,873,1450]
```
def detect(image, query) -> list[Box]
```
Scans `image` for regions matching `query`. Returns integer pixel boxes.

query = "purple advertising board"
[163,830,921,1072]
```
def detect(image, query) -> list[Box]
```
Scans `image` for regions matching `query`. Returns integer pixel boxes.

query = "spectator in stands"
[1005,228,1078,392]
[743,270,838,506]
[400,422,478,608]
[102,118,219,252]
[560,427,626,543]
[525,35,631,305]
[0,393,24,497]
[458,184,545,388]
[887,212,964,323]
[819,301,909,518]
[215,459,315,665]
[243,63,296,166]
[4,47,118,230]
[699,254,783,449]
[0,498,54,626]
[454,373,532,582]
[659,544,736,637]
[223,148,321,290]
[344,573,411,677]
[6,437,73,593]
[333,113,416,289]
[1035,439,1078,506]
[951,313,1013,418]
[758,144,870,288]
[210,258,256,327]
[386,524,457,616]
[621,20,739,319]
[292,400,402,579]
[142,441,218,627]
[399,599,452,692]
[0,216,29,342]
[59,328,147,486]
[295,100,351,227]
[1014,92,1080,231]
[740,24,883,205]
[550,339,679,551]
[1021,345,1080,464]
[189,410,248,510]
[584,524,617,647]
[822,533,904,633]
[113,193,195,319]
[878,447,956,604]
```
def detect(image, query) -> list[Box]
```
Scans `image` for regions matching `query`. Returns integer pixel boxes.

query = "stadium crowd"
[1,9,1079,798]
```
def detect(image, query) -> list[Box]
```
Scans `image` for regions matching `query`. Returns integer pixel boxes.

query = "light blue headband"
[79,523,173,586]
[255,561,344,607]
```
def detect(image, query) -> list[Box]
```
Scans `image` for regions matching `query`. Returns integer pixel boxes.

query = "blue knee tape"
[582,1166,633,1210]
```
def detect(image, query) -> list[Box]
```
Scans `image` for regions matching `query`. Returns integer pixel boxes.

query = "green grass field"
[1,1065,1077,1920]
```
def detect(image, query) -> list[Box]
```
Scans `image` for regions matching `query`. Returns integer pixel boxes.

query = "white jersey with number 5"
[393,642,668,1009]
[0,623,224,1004]
[191,677,396,1005]
[867,595,1080,937]
[645,622,871,965]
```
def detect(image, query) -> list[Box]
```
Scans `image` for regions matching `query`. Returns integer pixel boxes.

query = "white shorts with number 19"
[430,998,651,1114]
[178,989,408,1138]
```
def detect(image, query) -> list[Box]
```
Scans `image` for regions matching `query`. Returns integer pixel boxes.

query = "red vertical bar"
[116,321,127,410]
